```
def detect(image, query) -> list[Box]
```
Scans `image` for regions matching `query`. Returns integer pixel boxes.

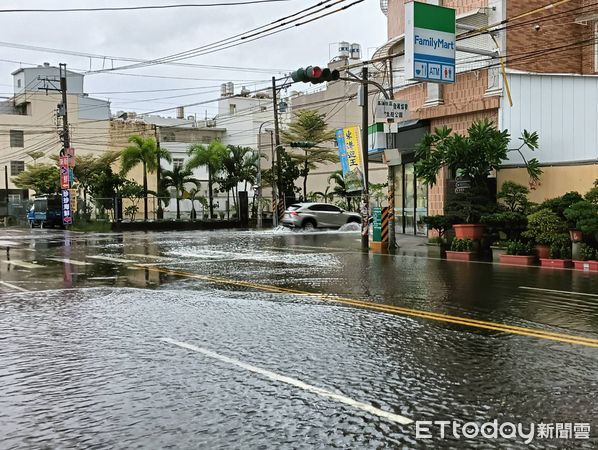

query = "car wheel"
[346,217,361,224]
[302,220,316,231]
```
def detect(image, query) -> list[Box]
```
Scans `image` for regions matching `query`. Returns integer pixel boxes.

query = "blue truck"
[27,196,63,228]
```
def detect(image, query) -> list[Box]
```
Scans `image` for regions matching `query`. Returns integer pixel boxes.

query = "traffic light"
[291,66,340,84]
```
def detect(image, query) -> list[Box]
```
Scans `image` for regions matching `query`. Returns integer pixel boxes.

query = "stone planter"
[490,246,507,263]
[499,254,537,266]
[454,224,485,240]
[539,258,573,268]
[446,251,476,262]
[426,242,446,258]
[572,260,598,272]
[535,244,550,259]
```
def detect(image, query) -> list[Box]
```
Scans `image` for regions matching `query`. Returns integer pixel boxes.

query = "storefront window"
[404,163,415,235]
[394,165,403,234]
[416,178,428,236]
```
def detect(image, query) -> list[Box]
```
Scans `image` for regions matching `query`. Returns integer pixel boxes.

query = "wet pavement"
[0,227,597,448]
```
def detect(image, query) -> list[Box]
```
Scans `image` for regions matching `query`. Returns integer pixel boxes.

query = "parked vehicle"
[281,202,361,230]
[27,196,63,228]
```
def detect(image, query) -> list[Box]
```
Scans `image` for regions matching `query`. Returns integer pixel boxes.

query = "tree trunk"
[176,196,180,220]
[208,166,214,219]
[303,159,308,200]
[143,160,148,221]
[83,189,88,217]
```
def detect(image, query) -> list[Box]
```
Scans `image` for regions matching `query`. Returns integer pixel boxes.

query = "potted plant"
[499,240,537,266]
[446,238,476,261]
[564,200,598,239]
[423,215,457,257]
[522,208,568,259]
[572,243,598,272]
[539,239,573,268]
[415,120,541,241]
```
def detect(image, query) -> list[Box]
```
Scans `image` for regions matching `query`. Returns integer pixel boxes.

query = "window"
[201,136,211,143]
[8,194,21,204]
[229,104,237,115]
[10,130,24,148]
[163,132,176,142]
[17,79,21,88]
[173,158,184,170]
[10,160,24,176]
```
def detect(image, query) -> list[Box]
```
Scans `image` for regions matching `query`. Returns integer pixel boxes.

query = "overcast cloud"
[0,0,387,117]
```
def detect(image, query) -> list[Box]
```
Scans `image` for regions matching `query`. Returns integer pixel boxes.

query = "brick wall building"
[379,0,598,235]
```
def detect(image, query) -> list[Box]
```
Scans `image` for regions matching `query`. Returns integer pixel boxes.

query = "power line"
[0,0,295,14]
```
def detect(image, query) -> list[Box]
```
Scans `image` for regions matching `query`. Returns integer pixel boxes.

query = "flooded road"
[0,228,597,448]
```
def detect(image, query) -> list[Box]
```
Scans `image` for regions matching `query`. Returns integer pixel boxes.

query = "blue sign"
[61,189,72,225]
[335,128,350,175]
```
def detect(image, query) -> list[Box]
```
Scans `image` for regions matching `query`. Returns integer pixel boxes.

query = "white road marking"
[87,255,138,264]
[0,281,29,292]
[46,257,92,266]
[519,286,598,298]
[0,240,22,247]
[161,338,413,425]
[128,253,170,261]
[88,276,118,280]
[0,259,45,269]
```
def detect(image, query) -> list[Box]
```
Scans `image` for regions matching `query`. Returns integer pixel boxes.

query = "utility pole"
[271,76,283,224]
[59,64,70,154]
[4,165,8,205]
[360,66,369,250]
[269,130,278,227]
[155,125,163,220]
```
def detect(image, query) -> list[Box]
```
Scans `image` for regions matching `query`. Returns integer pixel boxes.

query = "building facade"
[379,0,598,236]
[0,64,110,204]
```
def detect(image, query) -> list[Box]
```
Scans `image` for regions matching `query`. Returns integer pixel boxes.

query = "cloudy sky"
[0,0,387,118]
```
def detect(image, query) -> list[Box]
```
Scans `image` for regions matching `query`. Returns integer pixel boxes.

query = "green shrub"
[578,243,596,261]
[564,200,598,235]
[549,241,572,259]
[539,191,584,222]
[451,238,474,252]
[481,211,528,240]
[522,208,568,245]
[506,240,535,256]
[428,236,443,244]
[423,215,458,239]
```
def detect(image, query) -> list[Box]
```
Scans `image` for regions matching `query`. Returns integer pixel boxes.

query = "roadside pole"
[360,66,369,250]
[271,76,284,225]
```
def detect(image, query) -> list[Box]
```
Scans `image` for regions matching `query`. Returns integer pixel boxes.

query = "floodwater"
[0,228,597,448]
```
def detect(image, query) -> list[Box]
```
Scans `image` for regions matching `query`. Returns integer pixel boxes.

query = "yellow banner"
[342,126,363,191]
[69,189,77,212]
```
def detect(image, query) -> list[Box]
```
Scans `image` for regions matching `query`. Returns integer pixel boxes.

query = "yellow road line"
[137,265,598,348]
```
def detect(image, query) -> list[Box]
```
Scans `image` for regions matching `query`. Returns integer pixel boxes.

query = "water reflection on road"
[0,228,596,448]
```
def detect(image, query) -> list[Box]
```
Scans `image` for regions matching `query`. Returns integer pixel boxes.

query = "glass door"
[393,165,403,234]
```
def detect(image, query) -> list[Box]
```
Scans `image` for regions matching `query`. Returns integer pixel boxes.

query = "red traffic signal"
[291,66,340,84]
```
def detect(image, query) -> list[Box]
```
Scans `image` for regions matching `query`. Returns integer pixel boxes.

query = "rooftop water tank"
[338,41,350,58]
[350,43,361,60]
[226,82,234,96]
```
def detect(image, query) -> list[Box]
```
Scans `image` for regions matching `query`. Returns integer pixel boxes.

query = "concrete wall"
[498,164,598,203]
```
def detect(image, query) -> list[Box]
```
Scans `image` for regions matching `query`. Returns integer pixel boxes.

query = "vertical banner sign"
[62,189,72,225]
[335,129,350,175]
[59,156,69,189]
[405,1,456,84]
[342,126,364,192]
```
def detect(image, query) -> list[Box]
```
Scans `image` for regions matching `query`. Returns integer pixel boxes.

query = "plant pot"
[535,244,550,259]
[539,258,573,268]
[446,251,476,262]
[569,229,583,242]
[490,246,507,263]
[454,224,485,240]
[426,242,443,258]
[499,254,537,266]
[572,260,598,272]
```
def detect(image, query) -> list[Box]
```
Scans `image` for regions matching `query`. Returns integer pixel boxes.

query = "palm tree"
[120,135,160,221]
[329,170,352,211]
[314,186,334,203]
[161,165,201,220]
[281,109,337,198]
[187,139,227,219]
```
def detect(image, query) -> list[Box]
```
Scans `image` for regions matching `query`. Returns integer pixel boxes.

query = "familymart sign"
[405,1,456,83]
